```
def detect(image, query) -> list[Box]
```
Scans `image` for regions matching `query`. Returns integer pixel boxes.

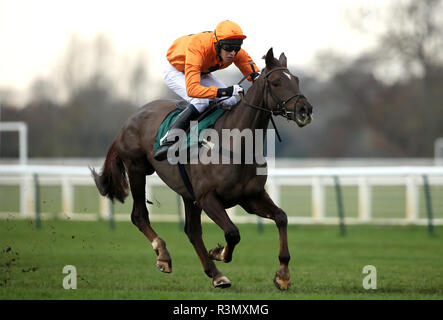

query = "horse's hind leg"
[240,191,291,290]
[126,159,172,273]
[183,198,231,288]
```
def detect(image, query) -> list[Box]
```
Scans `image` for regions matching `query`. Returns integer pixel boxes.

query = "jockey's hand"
[217,85,244,98]
[232,85,244,96]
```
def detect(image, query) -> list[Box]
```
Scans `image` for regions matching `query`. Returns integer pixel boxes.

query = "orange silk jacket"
[166,31,260,99]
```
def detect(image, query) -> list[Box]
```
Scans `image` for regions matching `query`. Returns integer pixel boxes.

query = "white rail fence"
[1,165,443,225]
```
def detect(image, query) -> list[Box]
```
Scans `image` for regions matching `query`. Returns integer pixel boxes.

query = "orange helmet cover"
[214,20,247,41]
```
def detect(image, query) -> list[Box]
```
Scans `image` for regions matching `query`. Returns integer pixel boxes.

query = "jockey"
[154,20,260,161]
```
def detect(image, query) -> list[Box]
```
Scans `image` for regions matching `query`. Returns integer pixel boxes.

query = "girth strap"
[177,162,196,201]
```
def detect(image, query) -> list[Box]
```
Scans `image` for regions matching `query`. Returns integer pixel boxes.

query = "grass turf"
[0,219,442,300]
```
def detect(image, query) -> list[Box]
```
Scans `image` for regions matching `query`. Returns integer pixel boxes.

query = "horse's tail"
[90,141,128,203]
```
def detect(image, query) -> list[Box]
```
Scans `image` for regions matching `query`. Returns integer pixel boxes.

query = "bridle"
[237,67,306,141]
[240,67,306,120]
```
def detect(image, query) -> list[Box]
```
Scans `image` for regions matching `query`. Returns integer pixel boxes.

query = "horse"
[91,48,313,290]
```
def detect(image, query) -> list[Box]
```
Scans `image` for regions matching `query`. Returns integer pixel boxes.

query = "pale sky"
[0,0,386,102]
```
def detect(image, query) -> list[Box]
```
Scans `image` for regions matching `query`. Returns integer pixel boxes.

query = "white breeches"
[163,61,238,113]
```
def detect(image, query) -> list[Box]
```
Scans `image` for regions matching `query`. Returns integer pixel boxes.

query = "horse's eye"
[271,80,280,87]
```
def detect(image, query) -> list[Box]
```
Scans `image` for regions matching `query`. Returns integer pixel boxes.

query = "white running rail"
[1,165,443,225]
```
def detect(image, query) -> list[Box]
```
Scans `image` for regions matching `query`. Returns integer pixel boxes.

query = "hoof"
[213,275,231,288]
[156,260,172,273]
[273,275,291,290]
[208,244,225,261]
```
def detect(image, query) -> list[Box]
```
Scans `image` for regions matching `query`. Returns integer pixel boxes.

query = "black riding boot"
[154,104,200,161]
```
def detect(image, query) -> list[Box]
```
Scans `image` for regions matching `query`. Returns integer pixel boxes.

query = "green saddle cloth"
[154,107,225,152]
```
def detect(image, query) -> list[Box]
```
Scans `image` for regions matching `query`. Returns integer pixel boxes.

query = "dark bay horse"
[91,48,313,290]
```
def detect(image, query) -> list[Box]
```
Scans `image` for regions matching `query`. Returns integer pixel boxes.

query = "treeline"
[3,82,138,157]
[1,34,178,158]
[271,0,443,157]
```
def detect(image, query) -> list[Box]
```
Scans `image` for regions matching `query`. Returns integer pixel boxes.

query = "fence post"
[333,176,346,236]
[358,177,371,222]
[33,173,41,229]
[176,193,184,231]
[109,198,115,230]
[145,180,153,208]
[61,175,73,219]
[99,196,112,221]
[406,176,419,222]
[99,196,115,229]
[422,175,434,235]
[20,176,27,218]
[22,174,35,218]
[267,176,280,206]
[312,176,325,221]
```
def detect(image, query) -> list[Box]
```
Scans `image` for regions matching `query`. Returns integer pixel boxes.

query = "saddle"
[153,101,227,153]
[155,100,239,201]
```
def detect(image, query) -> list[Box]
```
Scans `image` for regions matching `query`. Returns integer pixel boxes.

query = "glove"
[232,85,244,96]
[217,85,244,98]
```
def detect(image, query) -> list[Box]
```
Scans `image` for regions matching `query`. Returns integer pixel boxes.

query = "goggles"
[220,44,241,53]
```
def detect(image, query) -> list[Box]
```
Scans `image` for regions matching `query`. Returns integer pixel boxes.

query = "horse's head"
[259,48,313,127]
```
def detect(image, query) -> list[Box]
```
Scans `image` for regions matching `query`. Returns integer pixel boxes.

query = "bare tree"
[344,0,443,156]
[348,0,443,82]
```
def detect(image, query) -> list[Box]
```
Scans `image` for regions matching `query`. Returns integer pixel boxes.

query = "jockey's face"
[220,47,238,63]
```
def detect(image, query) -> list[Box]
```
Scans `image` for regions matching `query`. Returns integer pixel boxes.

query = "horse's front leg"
[199,191,240,264]
[183,198,231,288]
[240,191,291,290]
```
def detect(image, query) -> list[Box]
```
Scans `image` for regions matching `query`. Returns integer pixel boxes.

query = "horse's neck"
[224,80,269,131]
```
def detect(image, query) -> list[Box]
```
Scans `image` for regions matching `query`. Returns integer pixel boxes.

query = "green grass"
[0,186,20,212]
[1,220,442,299]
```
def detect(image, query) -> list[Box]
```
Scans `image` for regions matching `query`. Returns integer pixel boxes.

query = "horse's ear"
[264,48,275,67]
[279,53,287,68]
